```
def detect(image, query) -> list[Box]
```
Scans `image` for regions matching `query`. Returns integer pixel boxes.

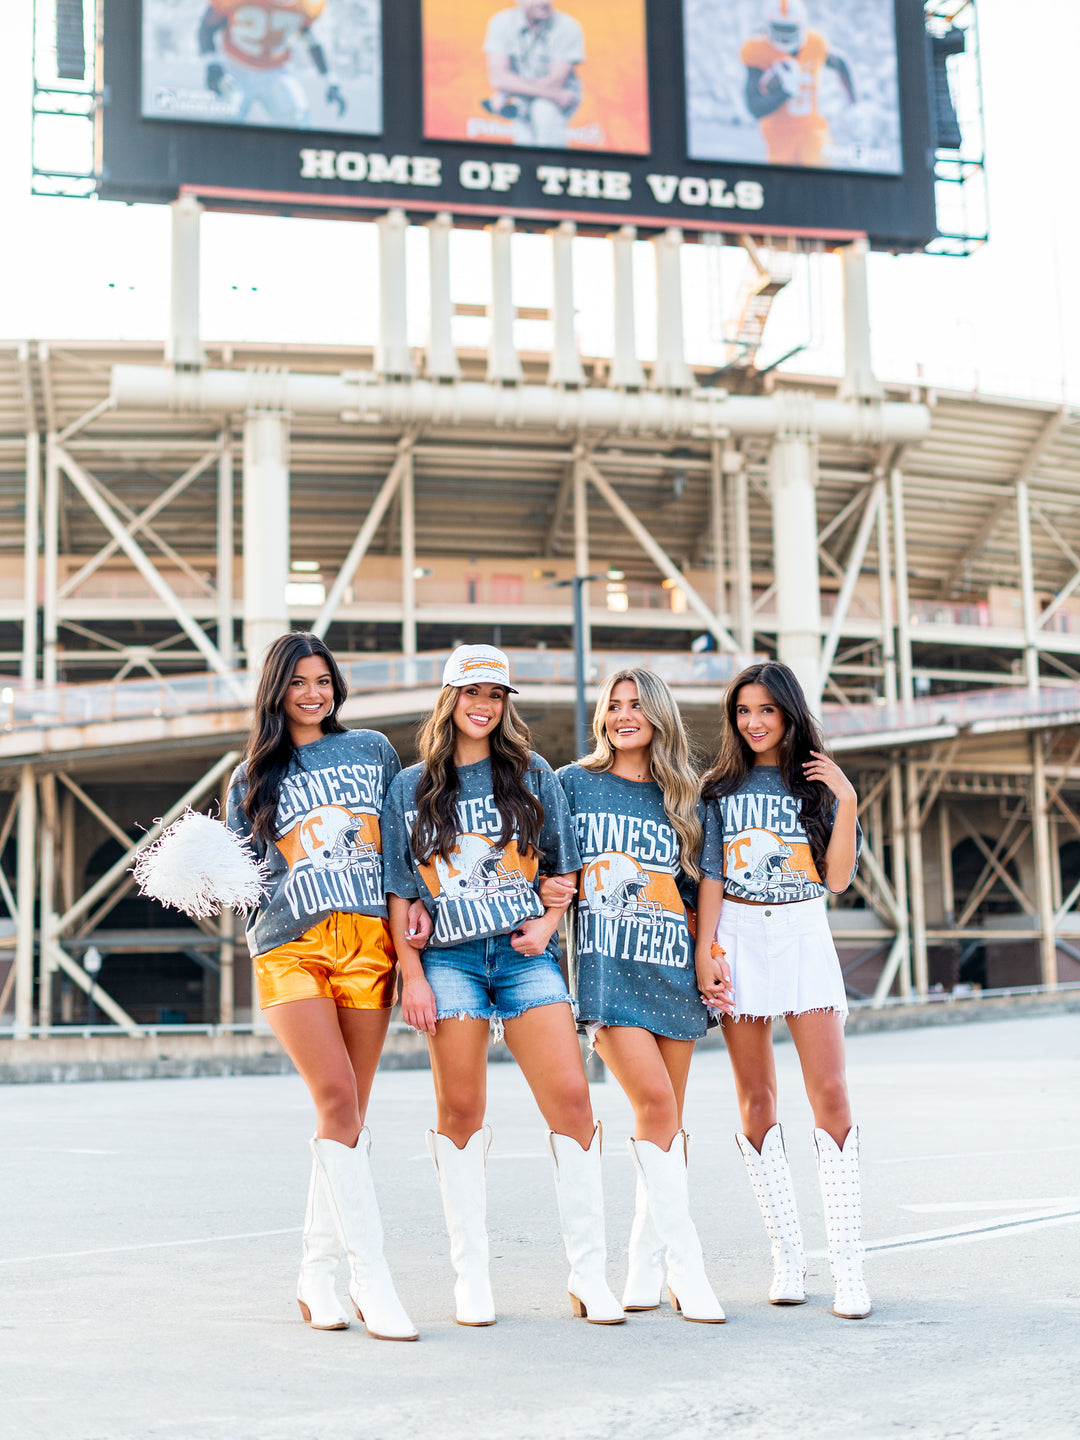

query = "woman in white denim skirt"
[694,661,870,1320]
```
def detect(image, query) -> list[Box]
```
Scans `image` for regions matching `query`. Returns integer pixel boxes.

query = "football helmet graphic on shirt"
[726,828,794,894]
[582,853,662,923]
[434,834,531,903]
[298,805,378,874]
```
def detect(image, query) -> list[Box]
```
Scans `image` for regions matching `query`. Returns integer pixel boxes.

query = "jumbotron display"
[100,0,941,250]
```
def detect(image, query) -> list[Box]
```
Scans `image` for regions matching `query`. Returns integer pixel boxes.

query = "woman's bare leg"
[337,1007,393,1127]
[265,997,371,1144]
[720,1016,778,1150]
[785,1010,852,1146]
[427,1016,493,1147]
[502,1004,594,1146]
[593,1026,694,1147]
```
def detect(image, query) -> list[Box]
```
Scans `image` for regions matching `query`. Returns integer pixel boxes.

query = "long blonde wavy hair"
[579,667,703,881]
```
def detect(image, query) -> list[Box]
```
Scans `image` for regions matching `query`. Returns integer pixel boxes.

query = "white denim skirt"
[713,895,848,1022]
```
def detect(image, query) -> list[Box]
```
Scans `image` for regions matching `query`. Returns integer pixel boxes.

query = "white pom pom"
[131,809,269,919]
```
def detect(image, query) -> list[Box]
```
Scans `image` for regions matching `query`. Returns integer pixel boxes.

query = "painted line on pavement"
[808,1208,1080,1258]
[0,1227,302,1266]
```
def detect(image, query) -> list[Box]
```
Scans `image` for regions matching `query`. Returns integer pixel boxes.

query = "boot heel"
[668,1287,682,1313]
[298,1300,312,1322]
[569,1292,587,1318]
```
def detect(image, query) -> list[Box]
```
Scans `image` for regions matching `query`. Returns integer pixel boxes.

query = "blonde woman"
[549,668,732,1324]
[381,646,624,1328]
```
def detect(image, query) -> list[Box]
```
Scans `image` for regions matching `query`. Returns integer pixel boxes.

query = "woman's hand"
[509,916,557,958]
[803,750,856,803]
[400,975,438,1036]
[405,899,433,950]
[696,942,734,1016]
[538,875,576,910]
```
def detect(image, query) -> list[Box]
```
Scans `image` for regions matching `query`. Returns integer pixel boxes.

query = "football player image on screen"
[481,0,584,148]
[742,0,854,167]
[197,0,346,126]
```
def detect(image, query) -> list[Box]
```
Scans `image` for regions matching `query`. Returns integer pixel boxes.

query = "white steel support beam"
[58,447,232,678]
[487,217,523,384]
[770,417,822,699]
[890,467,914,706]
[13,766,36,1036]
[313,435,414,638]
[242,412,290,669]
[549,222,585,387]
[731,456,753,653]
[1031,730,1058,987]
[583,457,739,653]
[709,440,728,625]
[573,448,591,663]
[167,194,204,369]
[651,228,693,392]
[818,479,882,702]
[877,483,897,703]
[21,431,40,685]
[871,760,911,1004]
[376,208,414,378]
[837,238,884,403]
[38,774,57,1030]
[426,212,460,381]
[610,225,644,389]
[1016,477,1040,694]
[217,430,234,666]
[939,802,954,925]
[42,435,59,687]
[400,446,417,657]
[906,760,929,997]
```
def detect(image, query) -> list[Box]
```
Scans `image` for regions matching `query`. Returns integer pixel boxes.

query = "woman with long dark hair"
[694,660,869,1319]
[550,667,728,1324]
[382,645,624,1328]
[225,631,428,1341]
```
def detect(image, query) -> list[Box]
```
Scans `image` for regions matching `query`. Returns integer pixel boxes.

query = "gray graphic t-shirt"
[382,753,580,950]
[700,767,861,904]
[557,765,707,1042]
[226,729,400,957]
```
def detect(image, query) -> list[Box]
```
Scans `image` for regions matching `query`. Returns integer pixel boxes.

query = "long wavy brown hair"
[242,632,348,844]
[579,667,703,881]
[411,684,544,864]
[701,661,833,876]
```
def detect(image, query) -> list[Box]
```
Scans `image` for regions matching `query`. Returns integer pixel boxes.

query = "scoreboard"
[100,0,939,249]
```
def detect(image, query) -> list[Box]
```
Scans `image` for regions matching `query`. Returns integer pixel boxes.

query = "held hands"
[696,941,735,1017]
[404,900,433,950]
[510,916,556,959]
[802,750,856,803]
[537,875,576,910]
[400,975,437,1036]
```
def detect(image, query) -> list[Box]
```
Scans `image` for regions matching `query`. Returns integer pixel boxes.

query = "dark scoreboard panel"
[101,0,938,250]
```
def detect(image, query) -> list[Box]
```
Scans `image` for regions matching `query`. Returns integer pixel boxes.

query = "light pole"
[550,573,602,758]
[83,945,103,1028]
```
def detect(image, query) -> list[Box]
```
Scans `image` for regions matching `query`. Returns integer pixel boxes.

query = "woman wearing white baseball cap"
[382,645,624,1328]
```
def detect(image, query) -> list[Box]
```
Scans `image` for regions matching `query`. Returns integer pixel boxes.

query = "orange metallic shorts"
[253,912,397,1011]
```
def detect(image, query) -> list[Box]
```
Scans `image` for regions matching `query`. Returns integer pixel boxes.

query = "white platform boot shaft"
[548,1124,626,1324]
[621,1168,665,1311]
[736,1125,807,1305]
[814,1125,872,1319]
[296,1155,350,1329]
[312,1132,418,1341]
[427,1127,496,1327]
[628,1133,726,1324]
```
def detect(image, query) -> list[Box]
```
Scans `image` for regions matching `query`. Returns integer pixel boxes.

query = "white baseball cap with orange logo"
[441,644,519,693]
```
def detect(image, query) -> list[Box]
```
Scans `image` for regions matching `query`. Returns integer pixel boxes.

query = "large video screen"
[422,0,650,155]
[141,0,383,135]
[683,0,902,175]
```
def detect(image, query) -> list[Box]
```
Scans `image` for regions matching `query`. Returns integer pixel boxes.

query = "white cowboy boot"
[814,1126,872,1319]
[629,1132,726,1324]
[312,1132,418,1341]
[621,1167,665,1311]
[736,1125,807,1305]
[296,1153,350,1329]
[548,1124,626,1324]
[427,1127,496,1327]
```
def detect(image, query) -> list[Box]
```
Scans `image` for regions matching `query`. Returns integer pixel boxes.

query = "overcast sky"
[1,0,1077,404]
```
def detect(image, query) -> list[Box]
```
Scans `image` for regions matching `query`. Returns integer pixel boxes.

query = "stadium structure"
[4,0,1078,1040]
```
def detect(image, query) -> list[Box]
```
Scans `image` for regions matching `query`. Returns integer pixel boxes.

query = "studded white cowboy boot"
[296,1153,350,1330]
[312,1132,418,1341]
[814,1125,872,1319]
[621,1167,665,1311]
[628,1132,726,1324]
[736,1125,807,1305]
[427,1127,496,1327]
[548,1124,626,1324]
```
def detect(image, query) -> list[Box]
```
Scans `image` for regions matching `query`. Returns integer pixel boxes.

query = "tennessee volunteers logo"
[582,852,664,924]
[423,834,535,903]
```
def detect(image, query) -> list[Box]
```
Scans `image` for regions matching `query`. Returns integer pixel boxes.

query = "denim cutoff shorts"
[423,931,572,1028]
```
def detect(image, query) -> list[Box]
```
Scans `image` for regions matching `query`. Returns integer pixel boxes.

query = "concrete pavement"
[2,1015,1079,1440]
